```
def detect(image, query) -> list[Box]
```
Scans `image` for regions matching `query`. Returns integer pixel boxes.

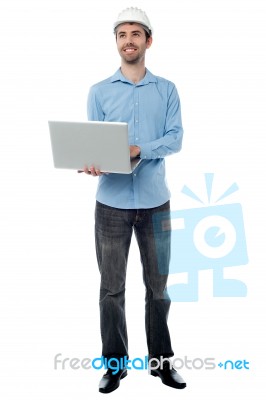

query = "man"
[83,7,186,394]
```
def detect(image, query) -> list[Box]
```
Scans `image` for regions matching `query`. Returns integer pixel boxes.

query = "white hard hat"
[113,7,152,35]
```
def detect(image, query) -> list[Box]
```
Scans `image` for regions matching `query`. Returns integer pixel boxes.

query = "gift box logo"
[153,173,249,301]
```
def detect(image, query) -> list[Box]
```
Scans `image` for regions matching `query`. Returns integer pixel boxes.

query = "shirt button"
[135,102,138,106]
[136,138,139,141]
[135,120,138,123]
[134,174,137,177]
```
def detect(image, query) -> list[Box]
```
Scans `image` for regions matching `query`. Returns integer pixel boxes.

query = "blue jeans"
[95,200,174,362]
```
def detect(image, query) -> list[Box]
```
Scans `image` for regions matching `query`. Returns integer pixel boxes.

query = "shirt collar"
[110,68,157,86]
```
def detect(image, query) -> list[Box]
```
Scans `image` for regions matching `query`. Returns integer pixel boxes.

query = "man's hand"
[130,145,141,159]
[78,165,107,176]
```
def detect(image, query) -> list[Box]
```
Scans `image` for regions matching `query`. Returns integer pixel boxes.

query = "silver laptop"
[48,120,141,174]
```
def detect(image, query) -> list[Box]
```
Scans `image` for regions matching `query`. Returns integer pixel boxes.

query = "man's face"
[116,23,152,64]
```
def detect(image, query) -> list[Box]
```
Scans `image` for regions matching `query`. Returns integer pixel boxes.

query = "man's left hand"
[130,145,141,159]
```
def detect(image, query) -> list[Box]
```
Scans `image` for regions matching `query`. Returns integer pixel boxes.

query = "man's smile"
[123,47,137,53]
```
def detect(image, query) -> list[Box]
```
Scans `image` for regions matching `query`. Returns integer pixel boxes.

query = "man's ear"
[146,36,153,49]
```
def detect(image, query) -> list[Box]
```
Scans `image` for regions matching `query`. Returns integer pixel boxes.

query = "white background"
[0,0,265,398]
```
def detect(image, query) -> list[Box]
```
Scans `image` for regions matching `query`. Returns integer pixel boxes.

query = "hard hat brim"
[114,20,152,35]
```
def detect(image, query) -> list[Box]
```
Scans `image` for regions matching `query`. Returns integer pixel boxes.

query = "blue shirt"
[87,68,183,209]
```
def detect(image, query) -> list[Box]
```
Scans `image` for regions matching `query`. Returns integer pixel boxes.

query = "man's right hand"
[78,165,106,176]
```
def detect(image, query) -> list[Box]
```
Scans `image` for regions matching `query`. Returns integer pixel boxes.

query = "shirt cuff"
[139,143,152,159]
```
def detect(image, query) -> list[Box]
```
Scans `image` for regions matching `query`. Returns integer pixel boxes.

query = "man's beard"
[121,51,144,64]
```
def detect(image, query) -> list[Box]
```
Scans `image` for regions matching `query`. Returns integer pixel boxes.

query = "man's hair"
[115,22,151,42]
[143,29,152,41]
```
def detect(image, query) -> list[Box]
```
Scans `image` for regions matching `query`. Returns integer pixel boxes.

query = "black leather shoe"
[150,360,186,389]
[99,368,127,394]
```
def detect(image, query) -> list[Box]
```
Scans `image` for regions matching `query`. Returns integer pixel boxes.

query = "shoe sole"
[150,370,186,389]
[99,370,127,394]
